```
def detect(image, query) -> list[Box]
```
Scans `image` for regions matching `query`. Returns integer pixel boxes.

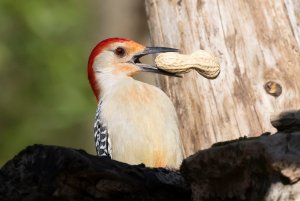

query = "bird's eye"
[114,47,126,57]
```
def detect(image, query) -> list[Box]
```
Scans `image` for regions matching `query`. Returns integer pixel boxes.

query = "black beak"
[130,47,182,77]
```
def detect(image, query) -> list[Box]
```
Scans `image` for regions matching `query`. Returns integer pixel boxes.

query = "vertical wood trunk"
[145,0,300,156]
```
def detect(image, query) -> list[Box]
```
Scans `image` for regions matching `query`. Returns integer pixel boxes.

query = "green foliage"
[0,0,97,165]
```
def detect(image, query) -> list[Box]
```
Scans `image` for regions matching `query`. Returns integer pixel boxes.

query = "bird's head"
[88,38,179,101]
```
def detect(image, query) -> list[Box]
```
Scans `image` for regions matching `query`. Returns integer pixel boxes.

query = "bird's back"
[99,78,184,168]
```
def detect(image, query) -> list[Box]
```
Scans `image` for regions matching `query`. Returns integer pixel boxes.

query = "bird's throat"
[96,73,135,99]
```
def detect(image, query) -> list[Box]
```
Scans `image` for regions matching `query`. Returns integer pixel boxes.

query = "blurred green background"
[0,0,149,166]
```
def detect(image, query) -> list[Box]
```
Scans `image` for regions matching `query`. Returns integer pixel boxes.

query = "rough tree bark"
[1,111,300,201]
[145,0,300,156]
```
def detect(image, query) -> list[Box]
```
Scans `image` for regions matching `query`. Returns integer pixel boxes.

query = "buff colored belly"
[101,81,184,168]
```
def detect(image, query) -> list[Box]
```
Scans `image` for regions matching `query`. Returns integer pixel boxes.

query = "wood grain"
[145,0,300,156]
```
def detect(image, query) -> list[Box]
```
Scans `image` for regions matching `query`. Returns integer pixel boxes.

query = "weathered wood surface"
[145,0,300,156]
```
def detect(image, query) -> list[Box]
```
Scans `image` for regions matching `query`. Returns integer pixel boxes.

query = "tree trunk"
[145,0,300,156]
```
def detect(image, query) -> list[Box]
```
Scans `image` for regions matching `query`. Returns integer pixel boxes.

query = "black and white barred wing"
[94,101,112,158]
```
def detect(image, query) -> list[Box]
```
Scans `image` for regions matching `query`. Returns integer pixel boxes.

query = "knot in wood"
[264,81,282,97]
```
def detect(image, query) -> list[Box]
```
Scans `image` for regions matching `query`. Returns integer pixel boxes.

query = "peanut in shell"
[155,50,220,79]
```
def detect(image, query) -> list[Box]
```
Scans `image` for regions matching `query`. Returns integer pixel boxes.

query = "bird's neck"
[96,72,135,100]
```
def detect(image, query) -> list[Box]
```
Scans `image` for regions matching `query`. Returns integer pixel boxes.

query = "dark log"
[0,145,190,201]
[1,110,300,201]
[181,131,300,201]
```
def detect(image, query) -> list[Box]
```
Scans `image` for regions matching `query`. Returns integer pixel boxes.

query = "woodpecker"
[88,38,185,168]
